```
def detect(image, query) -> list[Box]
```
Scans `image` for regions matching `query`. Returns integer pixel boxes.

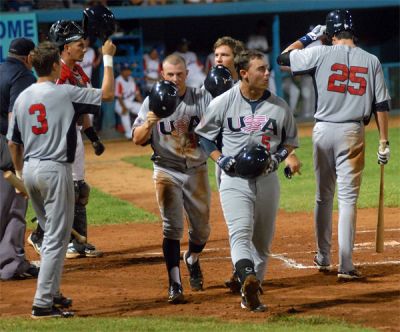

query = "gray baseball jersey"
[195,84,298,156]
[290,45,390,122]
[133,86,212,171]
[7,81,102,161]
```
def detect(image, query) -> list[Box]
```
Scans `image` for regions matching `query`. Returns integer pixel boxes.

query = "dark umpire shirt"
[0,57,36,136]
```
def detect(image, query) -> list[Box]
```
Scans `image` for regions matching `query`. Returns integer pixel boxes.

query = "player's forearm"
[132,122,154,145]
[375,111,389,142]
[101,65,114,101]
[8,142,24,172]
[282,40,304,53]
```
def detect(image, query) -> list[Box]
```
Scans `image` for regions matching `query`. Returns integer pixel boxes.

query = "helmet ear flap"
[149,80,179,118]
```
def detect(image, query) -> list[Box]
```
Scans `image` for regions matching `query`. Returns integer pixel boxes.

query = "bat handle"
[71,228,87,244]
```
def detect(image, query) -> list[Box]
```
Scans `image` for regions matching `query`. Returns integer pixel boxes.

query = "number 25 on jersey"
[29,103,48,135]
[327,64,368,96]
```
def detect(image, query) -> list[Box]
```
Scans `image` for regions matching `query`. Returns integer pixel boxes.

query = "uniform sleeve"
[66,85,102,115]
[289,46,322,74]
[6,102,22,144]
[282,106,299,148]
[132,97,150,128]
[115,79,123,98]
[373,60,391,104]
[8,73,36,113]
[195,96,225,141]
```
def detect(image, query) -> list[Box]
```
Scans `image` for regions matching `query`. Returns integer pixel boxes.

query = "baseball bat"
[3,170,29,197]
[375,164,385,253]
[31,217,87,244]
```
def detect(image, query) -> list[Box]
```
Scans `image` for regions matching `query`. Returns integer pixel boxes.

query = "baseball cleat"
[65,243,83,259]
[31,306,74,319]
[13,264,39,280]
[183,251,203,291]
[241,274,265,312]
[84,243,103,258]
[337,269,363,281]
[313,255,331,272]
[168,282,185,304]
[53,294,73,309]
[224,272,241,294]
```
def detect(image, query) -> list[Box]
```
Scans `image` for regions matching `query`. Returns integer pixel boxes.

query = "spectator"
[143,46,162,95]
[174,38,205,88]
[0,38,39,281]
[114,63,143,139]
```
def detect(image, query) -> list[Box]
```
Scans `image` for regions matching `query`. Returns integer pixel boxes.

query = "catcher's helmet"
[204,65,234,98]
[325,9,353,38]
[48,20,84,48]
[149,80,179,118]
[82,5,115,42]
[235,144,271,179]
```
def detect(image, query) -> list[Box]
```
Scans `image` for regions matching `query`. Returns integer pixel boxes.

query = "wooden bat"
[376,163,385,253]
[5,172,87,244]
[3,170,29,197]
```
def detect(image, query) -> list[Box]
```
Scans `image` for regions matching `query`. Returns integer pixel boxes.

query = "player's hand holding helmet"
[234,144,270,179]
[204,65,234,98]
[149,80,179,118]
[307,25,326,41]
[216,155,236,176]
[102,39,116,57]
[377,140,390,165]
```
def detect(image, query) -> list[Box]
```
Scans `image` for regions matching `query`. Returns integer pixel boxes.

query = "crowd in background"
[1,0,235,11]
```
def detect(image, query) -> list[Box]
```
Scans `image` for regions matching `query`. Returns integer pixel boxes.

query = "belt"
[24,157,53,162]
[315,119,361,124]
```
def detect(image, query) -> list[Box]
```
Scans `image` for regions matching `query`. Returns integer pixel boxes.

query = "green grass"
[25,187,158,230]
[123,127,400,212]
[0,315,376,332]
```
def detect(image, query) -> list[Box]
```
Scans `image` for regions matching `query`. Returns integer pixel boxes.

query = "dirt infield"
[1,130,399,331]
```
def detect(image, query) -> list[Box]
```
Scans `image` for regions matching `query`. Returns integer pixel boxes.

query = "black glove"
[217,155,236,176]
[84,127,105,156]
[92,140,105,156]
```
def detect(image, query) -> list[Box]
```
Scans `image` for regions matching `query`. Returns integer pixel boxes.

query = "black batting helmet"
[48,20,84,48]
[235,144,271,179]
[149,80,179,118]
[325,9,353,38]
[82,5,115,43]
[204,65,234,98]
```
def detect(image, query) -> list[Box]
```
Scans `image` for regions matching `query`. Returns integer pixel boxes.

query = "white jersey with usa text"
[7,82,101,162]
[195,84,298,157]
[289,45,390,122]
[133,87,212,171]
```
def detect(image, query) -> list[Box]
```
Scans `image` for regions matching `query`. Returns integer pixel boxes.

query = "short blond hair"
[163,53,186,68]
[213,36,245,57]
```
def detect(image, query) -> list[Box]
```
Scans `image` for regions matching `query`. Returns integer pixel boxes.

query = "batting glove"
[377,140,390,165]
[92,140,105,156]
[217,155,236,176]
[264,155,280,175]
[308,25,326,40]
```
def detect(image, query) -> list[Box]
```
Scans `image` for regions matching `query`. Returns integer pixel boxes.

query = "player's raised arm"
[100,39,116,101]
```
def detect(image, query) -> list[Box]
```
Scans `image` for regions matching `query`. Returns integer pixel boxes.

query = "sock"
[162,238,181,285]
[186,240,206,264]
[235,259,256,284]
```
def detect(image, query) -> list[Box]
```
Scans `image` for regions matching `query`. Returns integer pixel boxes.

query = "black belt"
[315,119,361,124]
[24,157,53,162]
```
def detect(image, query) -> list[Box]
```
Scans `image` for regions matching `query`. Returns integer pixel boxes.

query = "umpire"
[0,38,39,280]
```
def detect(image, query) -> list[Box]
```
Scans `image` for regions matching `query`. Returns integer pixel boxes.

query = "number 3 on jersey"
[327,64,368,96]
[29,103,48,135]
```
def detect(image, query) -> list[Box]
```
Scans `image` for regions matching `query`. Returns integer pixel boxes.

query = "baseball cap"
[9,38,35,56]
[120,63,131,71]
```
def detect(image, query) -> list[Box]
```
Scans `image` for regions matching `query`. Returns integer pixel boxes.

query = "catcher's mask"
[48,20,84,48]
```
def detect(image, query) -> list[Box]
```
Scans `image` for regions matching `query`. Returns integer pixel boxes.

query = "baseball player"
[277,10,391,280]
[132,54,212,304]
[196,49,298,311]
[7,40,115,318]
[210,37,302,292]
[114,63,143,139]
[0,37,39,280]
[28,20,107,258]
